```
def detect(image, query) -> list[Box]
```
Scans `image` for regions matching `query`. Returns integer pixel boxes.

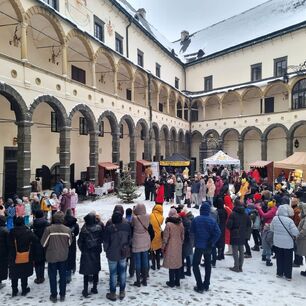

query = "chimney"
[136,8,146,19]
[181,30,189,42]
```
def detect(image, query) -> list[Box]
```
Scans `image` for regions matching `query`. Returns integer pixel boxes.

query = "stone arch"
[262,123,289,141]
[29,95,68,128]
[25,6,65,44]
[221,128,240,142]
[97,110,119,134]
[178,129,184,141]
[263,80,289,97]
[289,120,306,137]
[94,48,116,70]
[160,124,170,140]
[241,86,263,100]
[9,0,25,22]
[68,104,97,132]
[119,114,136,137]
[0,82,28,122]
[241,126,263,140]
[203,129,220,140]
[170,127,177,141]
[66,29,94,60]
[136,118,149,138]
[117,58,134,80]
[151,122,160,140]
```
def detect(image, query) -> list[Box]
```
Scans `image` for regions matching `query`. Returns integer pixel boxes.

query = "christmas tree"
[117,170,141,203]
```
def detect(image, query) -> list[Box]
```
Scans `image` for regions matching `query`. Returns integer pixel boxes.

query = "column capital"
[16,120,33,127]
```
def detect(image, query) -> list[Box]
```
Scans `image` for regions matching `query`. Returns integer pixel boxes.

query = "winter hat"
[179,211,187,218]
[281,196,290,205]
[35,210,44,219]
[16,199,23,205]
[125,208,133,217]
[113,205,124,216]
[268,200,276,209]
[200,201,210,216]
[168,208,178,218]
[112,212,123,224]
[15,216,25,226]
[52,211,65,224]
[254,193,262,201]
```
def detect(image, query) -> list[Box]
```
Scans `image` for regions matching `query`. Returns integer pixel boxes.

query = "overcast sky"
[128,0,268,41]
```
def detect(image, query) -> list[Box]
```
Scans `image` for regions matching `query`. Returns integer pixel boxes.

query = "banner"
[151,162,160,179]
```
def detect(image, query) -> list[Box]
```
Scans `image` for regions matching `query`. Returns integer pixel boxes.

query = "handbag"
[15,240,30,264]
[278,216,297,251]
[136,216,155,241]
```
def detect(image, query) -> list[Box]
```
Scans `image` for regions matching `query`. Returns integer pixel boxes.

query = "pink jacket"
[70,193,78,209]
[16,204,25,217]
[256,206,277,225]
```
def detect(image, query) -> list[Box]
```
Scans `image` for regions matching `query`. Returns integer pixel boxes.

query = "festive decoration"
[117,170,140,203]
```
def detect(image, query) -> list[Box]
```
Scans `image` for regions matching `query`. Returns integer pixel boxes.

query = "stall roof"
[204,151,240,165]
[98,162,119,171]
[249,161,273,168]
[137,160,152,167]
[160,153,190,167]
[274,152,306,171]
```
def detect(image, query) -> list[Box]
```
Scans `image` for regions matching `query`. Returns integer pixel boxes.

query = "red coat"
[155,185,165,204]
[224,195,233,211]
[224,205,232,245]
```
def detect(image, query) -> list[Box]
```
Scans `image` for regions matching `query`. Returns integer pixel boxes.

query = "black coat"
[64,215,79,271]
[8,225,36,279]
[182,216,193,257]
[31,217,49,263]
[0,225,9,281]
[216,208,228,248]
[78,215,104,275]
[227,206,251,245]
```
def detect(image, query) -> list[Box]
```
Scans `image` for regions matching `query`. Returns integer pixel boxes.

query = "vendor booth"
[98,162,119,193]
[249,161,274,185]
[160,153,191,174]
[274,152,306,181]
[136,160,152,185]
[203,150,240,172]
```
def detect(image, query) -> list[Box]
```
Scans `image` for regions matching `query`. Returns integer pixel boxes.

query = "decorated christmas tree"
[117,170,141,203]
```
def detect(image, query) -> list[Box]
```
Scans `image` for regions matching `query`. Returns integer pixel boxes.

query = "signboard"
[151,162,160,179]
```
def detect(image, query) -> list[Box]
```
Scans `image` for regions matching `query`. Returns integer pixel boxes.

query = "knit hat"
[281,196,290,205]
[52,211,65,224]
[254,193,262,201]
[35,210,44,219]
[112,212,123,224]
[168,208,178,218]
[16,199,23,205]
[268,200,276,208]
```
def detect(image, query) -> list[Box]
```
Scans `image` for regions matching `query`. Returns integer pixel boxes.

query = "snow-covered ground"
[1,188,306,306]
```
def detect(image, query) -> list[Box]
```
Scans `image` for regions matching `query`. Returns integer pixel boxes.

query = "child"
[6,201,15,230]
[185,181,192,208]
[70,189,78,217]
[262,223,273,266]
[23,197,32,226]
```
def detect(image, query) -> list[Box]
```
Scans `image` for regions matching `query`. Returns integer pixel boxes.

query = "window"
[264,97,274,113]
[140,129,145,140]
[175,77,179,89]
[191,102,198,122]
[251,63,262,82]
[115,33,123,54]
[274,56,287,77]
[137,49,144,67]
[94,16,104,42]
[79,117,88,135]
[156,63,161,78]
[120,124,124,138]
[51,112,59,133]
[177,101,182,118]
[71,65,86,84]
[292,78,306,110]
[159,103,163,112]
[43,0,58,10]
[184,103,188,120]
[204,75,213,92]
[126,89,132,101]
[98,121,104,137]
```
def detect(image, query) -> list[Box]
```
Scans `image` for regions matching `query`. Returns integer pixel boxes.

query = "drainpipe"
[188,97,192,159]
[148,73,153,160]
[126,17,132,58]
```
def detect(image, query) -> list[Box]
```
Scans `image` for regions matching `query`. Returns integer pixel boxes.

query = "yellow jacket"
[150,205,164,251]
[40,198,51,212]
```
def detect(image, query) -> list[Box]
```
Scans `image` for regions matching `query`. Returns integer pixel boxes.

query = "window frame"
[51,111,59,133]
[251,63,262,82]
[71,65,86,84]
[204,75,213,92]
[137,49,144,67]
[175,77,179,89]
[79,117,88,136]
[43,0,58,10]
[264,97,274,114]
[115,32,124,55]
[156,63,161,78]
[94,15,105,42]
[98,121,104,137]
[274,56,287,77]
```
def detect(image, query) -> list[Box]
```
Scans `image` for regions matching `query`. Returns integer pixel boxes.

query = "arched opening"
[205,130,220,158]
[243,129,261,169]
[119,121,130,169]
[264,82,288,113]
[292,122,306,152]
[136,121,148,160]
[222,92,241,118]
[223,130,239,158]
[0,0,23,60]
[95,49,115,94]
[170,128,177,155]
[159,86,168,113]
[98,117,115,164]
[117,60,133,101]
[242,87,262,116]
[191,100,203,121]
[266,127,287,161]
[169,91,176,117]
[178,130,185,155]
[134,70,147,106]
[292,78,306,110]
[191,132,202,172]
[151,80,158,112]
[177,100,183,118]
[205,96,220,120]
[160,126,169,159]
[151,124,159,161]
[26,10,64,74]
[184,101,189,120]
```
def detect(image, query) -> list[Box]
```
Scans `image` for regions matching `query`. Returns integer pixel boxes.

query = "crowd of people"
[0,165,306,302]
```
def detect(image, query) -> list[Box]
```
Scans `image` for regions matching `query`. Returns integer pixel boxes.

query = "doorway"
[3,147,17,200]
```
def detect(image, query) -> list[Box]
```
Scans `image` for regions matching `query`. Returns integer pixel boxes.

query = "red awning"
[249,161,273,168]
[98,162,119,171]
[137,160,152,167]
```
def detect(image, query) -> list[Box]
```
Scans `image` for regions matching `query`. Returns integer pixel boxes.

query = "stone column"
[199,141,207,172]
[130,135,136,179]
[62,43,68,77]
[166,96,170,114]
[155,139,161,161]
[59,126,71,187]
[114,65,118,95]
[238,137,244,170]
[261,136,267,161]
[112,131,120,164]
[21,22,28,62]
[287,136,293,157]
[89,131,99,184]
[16,121,32,196]
[219,101,223,118]
[165,138,171,158]
[131,76,135,103]
[218,137,224,151]
[143,135,151,161]
[92,60,97,89]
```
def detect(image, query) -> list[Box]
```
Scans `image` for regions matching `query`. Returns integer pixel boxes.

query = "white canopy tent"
[203,150,240,171]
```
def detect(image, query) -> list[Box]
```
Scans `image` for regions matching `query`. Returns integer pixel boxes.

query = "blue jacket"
[191,181,200,194]
[191,202,221,249]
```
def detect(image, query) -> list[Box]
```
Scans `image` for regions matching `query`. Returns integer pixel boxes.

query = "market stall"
[160,153,190,174]
[98,162,119,192]
[203,150,240,172]
[249,160,274,185]
[136,160,152,185]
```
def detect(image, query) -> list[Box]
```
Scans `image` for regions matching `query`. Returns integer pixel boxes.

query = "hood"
[276,204,291,217]
[112,212,123,224]
[134,203,146,216]
[233,205,245,214]
[52,211,65,224]
[200,202,211,216]
[84,212,96,226]
[166,216,181,224]
[64,215,77,227]
[113,205,124,215]
[152,204,163,215]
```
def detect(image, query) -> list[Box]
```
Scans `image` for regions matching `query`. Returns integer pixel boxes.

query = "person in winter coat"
[150,205,164,270]
[15,199,25,218]
[199,177,207,203]
[185,181,192,208]
[31,196,41,216]
[239,178,249,202]
[155,182,165,205]
[50,192,60,216]
[291,197,303,267]
[162,208,184,288]
[60,188,71,214]
[270,204,299,280]
[191,178,201,209]
[296,203,306,276]
[216,198,228,260]
[191,202,220,293]
[78,212,104,298]
[64,209,79,283]
[227,199,252,272]
[261,223,274,266]
[0,216,9,289]
[31,210,49,284]
[70,189,78,217]
[206,178,216,206]
[249,200,262,251]
[214,176,224,199]
[8,217,36,297]
[103,211,131,301]
[255,199,277,225]
[40,193,52,220]
[144,177,150,201]
[23,197,31,226]
[7,201,15,231]
[132,203,151,287]
[149,177,156,202]
[175,177,184,204]
[41,211,72,303]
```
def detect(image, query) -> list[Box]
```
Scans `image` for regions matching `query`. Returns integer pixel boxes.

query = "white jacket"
[270,205,299,249]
